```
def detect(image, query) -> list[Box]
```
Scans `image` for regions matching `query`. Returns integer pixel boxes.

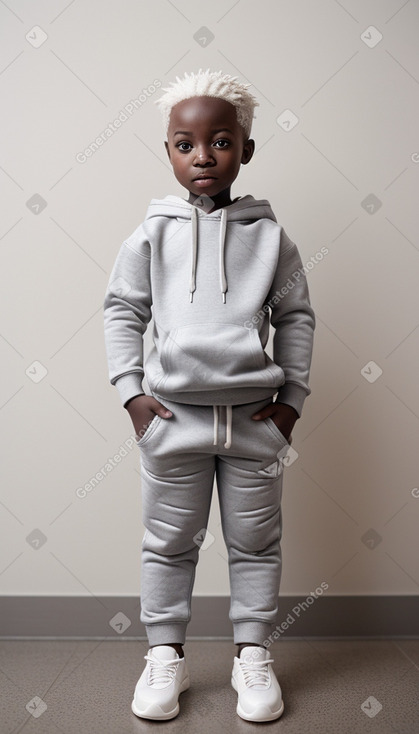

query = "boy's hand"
[251,401,299,443]
[125,395,172,441]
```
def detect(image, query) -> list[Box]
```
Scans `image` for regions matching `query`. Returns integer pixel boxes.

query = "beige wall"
[1,0,418,600]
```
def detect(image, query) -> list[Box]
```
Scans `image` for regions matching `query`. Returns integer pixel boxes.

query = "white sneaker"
[131,645,190,720]
[231,645,284,722]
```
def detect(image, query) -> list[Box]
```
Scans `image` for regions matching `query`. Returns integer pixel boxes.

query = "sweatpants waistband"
[148,391,293,451]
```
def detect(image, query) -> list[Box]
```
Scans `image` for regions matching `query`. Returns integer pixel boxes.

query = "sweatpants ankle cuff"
[233,621,275,647]
[145,622,187,646]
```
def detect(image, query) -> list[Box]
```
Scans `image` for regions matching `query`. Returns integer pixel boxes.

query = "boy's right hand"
[125,395,173,441]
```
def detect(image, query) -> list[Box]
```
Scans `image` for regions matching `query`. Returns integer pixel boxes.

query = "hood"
[144,195,277,303]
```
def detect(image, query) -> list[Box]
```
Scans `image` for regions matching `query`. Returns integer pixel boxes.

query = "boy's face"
[164,96,254,207]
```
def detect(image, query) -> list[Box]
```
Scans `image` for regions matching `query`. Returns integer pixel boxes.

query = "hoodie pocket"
[135,413,162,446]
[263,416,290,446]
[158,322,269,392]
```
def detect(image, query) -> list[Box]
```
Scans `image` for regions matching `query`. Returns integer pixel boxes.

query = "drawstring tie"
[189,205,198,302]
[190,206,228,303]
[219,207,228,303]
[213,405,232,449]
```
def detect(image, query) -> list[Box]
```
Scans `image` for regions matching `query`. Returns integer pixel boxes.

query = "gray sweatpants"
[135,389,291,647]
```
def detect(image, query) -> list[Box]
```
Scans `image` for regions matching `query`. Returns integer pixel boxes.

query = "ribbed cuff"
[233,621,276,646]
[275,382,310,418]
[113,372,145,408]
[145,622,188,646]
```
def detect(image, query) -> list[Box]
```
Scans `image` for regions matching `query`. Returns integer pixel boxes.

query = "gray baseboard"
[0,596,418,638]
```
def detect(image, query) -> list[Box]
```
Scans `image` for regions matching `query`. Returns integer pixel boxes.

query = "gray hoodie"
[103,194,315,420]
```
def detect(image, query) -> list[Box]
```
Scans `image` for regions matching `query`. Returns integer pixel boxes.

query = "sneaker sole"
[231,676,284,722]
[131,676,190,721]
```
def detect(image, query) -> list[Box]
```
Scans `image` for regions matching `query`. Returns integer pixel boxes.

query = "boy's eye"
[176,142,192,152]
[175,139,231,152]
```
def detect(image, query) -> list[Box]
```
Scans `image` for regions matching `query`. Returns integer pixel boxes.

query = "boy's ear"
[241,138,255,165]
[164,140,171,161]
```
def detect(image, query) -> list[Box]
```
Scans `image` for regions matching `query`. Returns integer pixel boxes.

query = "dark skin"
[126,95,298,453]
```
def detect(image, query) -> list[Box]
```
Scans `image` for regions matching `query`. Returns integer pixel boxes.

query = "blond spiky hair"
[155,68,259,138]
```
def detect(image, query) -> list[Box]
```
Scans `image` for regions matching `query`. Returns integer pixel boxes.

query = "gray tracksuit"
[103,194,315,645]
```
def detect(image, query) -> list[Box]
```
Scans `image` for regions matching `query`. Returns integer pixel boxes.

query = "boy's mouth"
[193,174,218,188]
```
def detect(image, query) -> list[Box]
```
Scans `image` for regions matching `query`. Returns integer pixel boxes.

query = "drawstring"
[213,404,232,449]
[219,208,228,303]
[189,206,228,303]
[189,205,198,302]
[225,404,232,448]
[213,405,219,445]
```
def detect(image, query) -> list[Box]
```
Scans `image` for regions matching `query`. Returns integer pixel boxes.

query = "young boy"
[103,69,315,722]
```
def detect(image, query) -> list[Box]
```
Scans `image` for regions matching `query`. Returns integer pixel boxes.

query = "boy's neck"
[187,187,236,212]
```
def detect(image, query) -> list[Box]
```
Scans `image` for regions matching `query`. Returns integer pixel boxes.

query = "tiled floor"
[1,638,418,733]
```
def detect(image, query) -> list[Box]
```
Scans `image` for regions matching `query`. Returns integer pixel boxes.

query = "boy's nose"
[193,147,215,165]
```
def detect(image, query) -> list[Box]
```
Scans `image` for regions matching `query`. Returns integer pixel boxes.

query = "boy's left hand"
[251,401,299,443]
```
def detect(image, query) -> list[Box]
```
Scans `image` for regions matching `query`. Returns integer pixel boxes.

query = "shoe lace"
[238,656,274,688]
[144,654,180,686]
